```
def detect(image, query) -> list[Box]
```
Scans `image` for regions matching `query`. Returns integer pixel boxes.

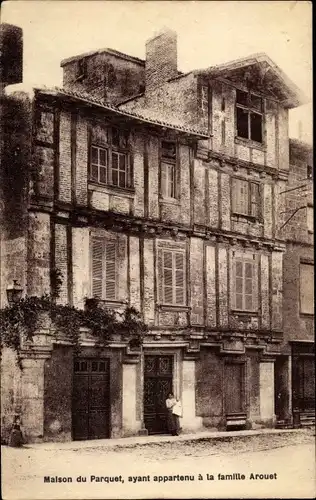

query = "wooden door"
[144,356,173,435]
[72,358,110,440]
[293,355,315,412]
[224,362,246,415]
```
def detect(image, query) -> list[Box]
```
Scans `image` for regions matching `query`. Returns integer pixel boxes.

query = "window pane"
[119,154,126,171]
[112,169,118,186]
[233,179,249,215]
[91,164,99,182]
[91,146,98,164]
[99,166,107,184]
[236,261,243,277]
[236,277,243,293]
[236,90,248,106]
[112,152,119,170]
[119,171,126,188]
[237,107,249,139]
[245,278,253,294]
[250,112,262,142]
[236,293,243,310]
[245,294,253,311]
[245,262,253,278]
[99,148,107,166]
[250,94,263,112]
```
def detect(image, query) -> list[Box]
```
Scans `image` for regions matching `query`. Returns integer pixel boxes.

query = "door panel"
[73,358,110,440]
[144,355,173,435]
[224,363,245,415]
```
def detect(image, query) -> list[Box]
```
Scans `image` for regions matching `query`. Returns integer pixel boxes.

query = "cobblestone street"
[2,429,315,499]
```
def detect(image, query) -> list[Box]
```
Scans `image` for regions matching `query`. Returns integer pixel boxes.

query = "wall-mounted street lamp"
[6,280,23,305]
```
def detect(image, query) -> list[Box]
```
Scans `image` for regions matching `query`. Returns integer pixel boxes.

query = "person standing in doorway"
[165,393,182,436]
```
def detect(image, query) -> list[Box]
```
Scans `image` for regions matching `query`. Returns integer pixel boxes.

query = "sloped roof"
[35,87,209,138]
[195,52,307,108]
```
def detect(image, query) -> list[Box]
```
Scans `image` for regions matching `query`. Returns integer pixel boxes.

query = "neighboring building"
[276,139,314,427]
[1,28,311,443]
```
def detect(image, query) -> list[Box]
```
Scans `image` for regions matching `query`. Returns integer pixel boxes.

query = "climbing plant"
[0,292,148,355]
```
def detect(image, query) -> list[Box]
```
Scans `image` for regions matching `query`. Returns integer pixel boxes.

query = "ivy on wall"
[0,273,148,355]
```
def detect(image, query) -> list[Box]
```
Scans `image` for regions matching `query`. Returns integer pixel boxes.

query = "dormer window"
[236,90,263,144]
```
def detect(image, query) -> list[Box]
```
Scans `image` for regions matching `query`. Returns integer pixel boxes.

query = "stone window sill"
[235,136,266,152]
[159,197,180,206]
[231,213,262,224]
[85,298,128,309]
[231,310,259,316]
[157,304,191,313]
[88,182,135,199]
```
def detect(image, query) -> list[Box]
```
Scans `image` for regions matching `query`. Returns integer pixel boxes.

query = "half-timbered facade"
[1,29,310,442]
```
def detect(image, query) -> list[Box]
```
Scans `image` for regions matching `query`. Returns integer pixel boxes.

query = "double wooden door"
[72,358,110,440]
[144,355,173,435]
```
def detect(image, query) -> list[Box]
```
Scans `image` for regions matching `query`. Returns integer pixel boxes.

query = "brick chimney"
[145,28,178,92]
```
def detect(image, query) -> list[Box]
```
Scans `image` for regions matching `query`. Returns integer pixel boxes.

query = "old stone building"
[1,28,312,443]
[276,138,314,427]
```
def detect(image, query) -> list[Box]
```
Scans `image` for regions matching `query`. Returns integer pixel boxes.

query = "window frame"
[88,125,132,190]
[235,89,264,145]
[231,252,258,313]
[159,140,179,201]
[158,247,186,307]
[90,234,118,302]
[231,177,262,220]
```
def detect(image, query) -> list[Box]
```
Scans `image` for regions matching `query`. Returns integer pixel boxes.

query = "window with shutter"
[91,236,117,301]
[232,178,261,219]
[159,248,186,306]
[232,254,258,312]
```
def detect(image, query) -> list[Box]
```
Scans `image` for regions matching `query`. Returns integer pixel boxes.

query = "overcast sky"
[2,0,312,143]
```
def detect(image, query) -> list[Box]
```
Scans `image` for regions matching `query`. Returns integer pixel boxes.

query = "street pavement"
[1,428,315,499]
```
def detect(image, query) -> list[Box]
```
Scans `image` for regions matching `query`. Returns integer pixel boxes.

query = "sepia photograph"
[0,1,314,499]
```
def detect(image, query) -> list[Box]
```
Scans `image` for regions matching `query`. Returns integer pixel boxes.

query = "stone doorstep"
[19,428,312,452]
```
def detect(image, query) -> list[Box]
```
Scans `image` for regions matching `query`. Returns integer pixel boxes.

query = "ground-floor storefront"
[1,333,286,443]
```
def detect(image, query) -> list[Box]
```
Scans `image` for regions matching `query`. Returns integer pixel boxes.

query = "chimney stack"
[145,28,178,92]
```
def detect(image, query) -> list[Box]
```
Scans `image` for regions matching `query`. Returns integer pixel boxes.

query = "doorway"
[144,355,173,435]
[72,358,110,440]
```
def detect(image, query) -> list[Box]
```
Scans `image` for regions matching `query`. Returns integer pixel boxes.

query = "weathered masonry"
[1,28,312,443]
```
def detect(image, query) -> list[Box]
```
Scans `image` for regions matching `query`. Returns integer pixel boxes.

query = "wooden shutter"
[234,259,244,310]
[157,248,163,303]
[232,178,248,215]
[92,237,103,298]
[250,182,260,218]
[244,260,253,310]
[175,252,185,305]
[105,240,116,300]
[163,250,173,304]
